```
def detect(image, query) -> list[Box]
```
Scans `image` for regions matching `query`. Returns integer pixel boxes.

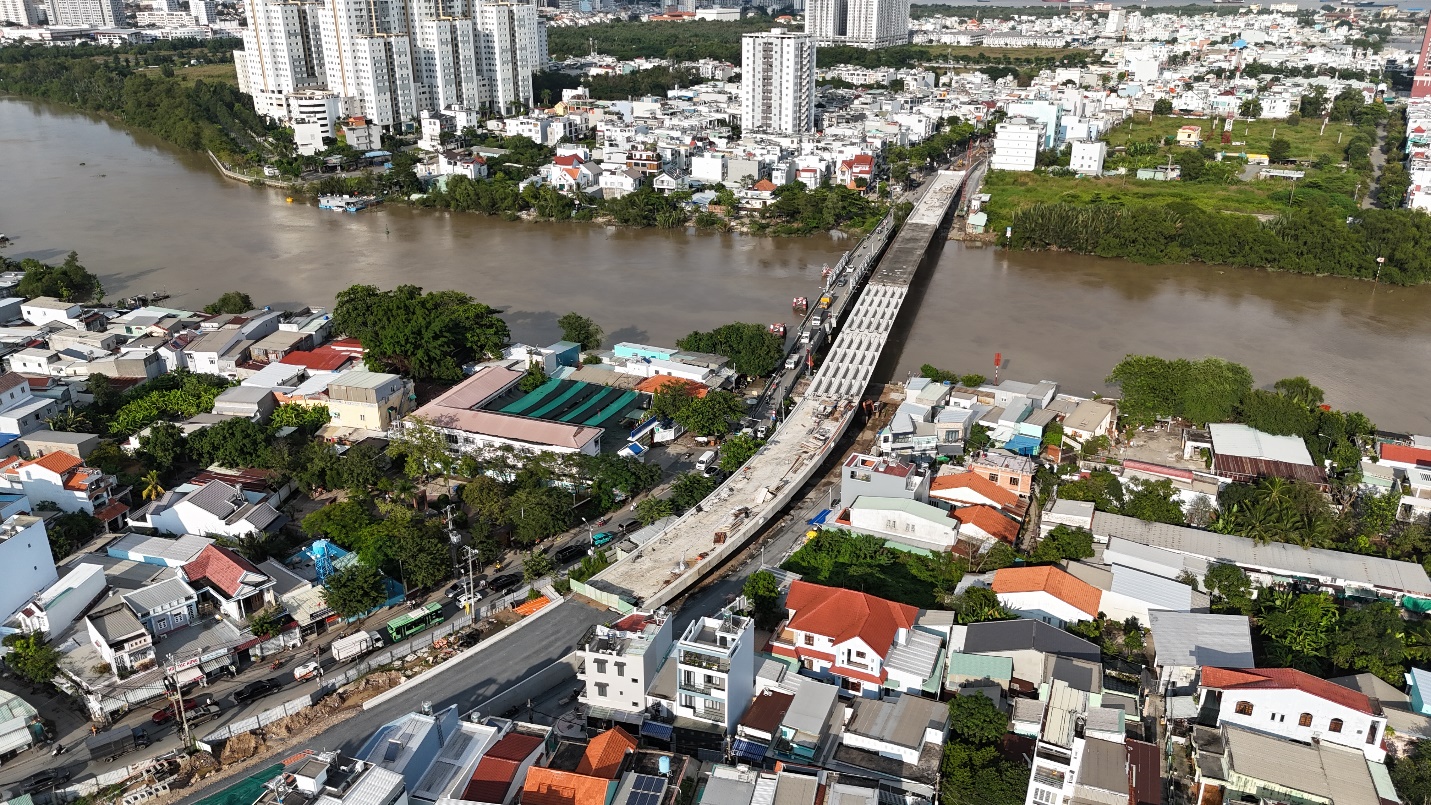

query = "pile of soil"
[217,671,406,764]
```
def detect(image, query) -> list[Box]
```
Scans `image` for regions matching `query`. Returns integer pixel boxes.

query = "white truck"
[330,631,384,663]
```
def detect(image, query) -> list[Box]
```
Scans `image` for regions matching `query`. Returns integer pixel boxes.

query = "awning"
[731,737,769,764]
[640,720,674,740]
[174,666,205,686]
[806,509,831,526]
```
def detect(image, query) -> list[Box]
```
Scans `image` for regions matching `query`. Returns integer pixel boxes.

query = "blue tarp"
[807,509,832,525]
[1003,434,1040,456]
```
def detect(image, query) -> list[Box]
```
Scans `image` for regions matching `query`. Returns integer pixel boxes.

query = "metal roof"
[846,695,946,750]
[1094,512,1431,595]
[1147,612,1255,669]
[1224,725,1379,805]
[1109,564,1200,612]
[120,576,196,614]
[947,652,1013,682]
[1077,737,1128,795]
[1207,423,1314,465]
[781,676,838,736]
[885,629,943,681]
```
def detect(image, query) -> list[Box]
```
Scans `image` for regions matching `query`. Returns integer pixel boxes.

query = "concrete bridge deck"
[575,169,968,612]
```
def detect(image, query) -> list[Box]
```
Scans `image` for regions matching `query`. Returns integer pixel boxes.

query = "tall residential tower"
[740,28,816,135]
[805,0,909,49]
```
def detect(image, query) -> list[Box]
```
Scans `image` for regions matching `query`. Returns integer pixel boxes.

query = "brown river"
[3,97,1429,432]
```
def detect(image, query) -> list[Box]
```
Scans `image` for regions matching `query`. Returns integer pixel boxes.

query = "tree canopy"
[557,312,603,351]
[322,562,388,618]
[333,285,510,382]
[10,251,104,303]
[677,323,785,377]
[204,291,254,314]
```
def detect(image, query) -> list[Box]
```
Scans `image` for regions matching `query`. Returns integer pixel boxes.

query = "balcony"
[679,678,726,696]
[679,652,730,673]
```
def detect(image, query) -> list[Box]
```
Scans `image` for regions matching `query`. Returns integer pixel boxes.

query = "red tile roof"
[951,504,1020,544]
[1380,443,1431,468]
[930,471,1021,509]
[576,727,635,779]
[751,179,778,192]
[26,451,83,476]
[182,544,265,598]
[633,376,708,397]
[521,768,611,805]
[0,372,29,394]
[992,566,1102,618]
[1199,667,1377,715]
[785,580,917,658]
[462,732,543,801]
[279,344,360,372]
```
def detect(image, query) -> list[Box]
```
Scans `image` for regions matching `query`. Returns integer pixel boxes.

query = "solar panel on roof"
[383,739,402,763]
[625,774,665,805]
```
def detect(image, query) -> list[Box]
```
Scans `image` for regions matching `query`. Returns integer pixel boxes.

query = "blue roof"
[807,509,832,525]
[1003,434,1041,456]
[1231,38,1247,48]
[364,150,392,158]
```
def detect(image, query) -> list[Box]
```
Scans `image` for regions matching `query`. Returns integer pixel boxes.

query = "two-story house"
[578,610,674,719]
[0,452,125,527]
[969,452,1037,498]
[840,453,930,504]
[770,581,940,698]
[1198,666,1388,762]
[992,566,1102,629]
[84,594,155,675]
[181,544,277,619]
[322,370,415,434]
[130,480,283,539]
[0,372,59,437]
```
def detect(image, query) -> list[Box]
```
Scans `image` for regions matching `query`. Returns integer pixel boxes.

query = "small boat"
[821,264,833,278]
[768,323,786,337]
[793,296,809,311]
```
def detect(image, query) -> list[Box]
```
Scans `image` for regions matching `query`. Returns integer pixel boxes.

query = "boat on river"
[793,297,809,312]
[769,323,786,337]
[318,194,380,212]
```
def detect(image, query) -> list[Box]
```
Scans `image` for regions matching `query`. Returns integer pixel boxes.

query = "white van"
[810,312,824,328]
[785,354,800,370]
[696,450,716,472]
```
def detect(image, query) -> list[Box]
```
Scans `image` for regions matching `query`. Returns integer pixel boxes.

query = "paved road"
[168,599,611,805]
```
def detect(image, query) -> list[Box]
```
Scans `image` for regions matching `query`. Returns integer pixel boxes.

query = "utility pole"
[166,655,193,750]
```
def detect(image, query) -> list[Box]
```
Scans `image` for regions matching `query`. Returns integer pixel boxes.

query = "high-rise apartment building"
[234,0,542,129]
[46,0,123,26]
[805,0,908,49]
[740,28,816,135]
[190,0,216,25]
[1414,19,1431,98]
[0,0,42,24]
[234,0,326,118]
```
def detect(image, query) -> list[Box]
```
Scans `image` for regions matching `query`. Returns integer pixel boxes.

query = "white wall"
[0,518,58,625]
[1210,687,1386,761]
[996,591,1093,629]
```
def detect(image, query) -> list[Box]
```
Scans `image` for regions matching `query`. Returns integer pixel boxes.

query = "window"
[1033,788,1058,805]
[594,682,608,697]
[594,659,607,674]
[1234,701,1254,716]
[988,473,998,482]
[804,634,815,646]
[1010,477,1020,488]
[615,662,625,677]
[1329,719,1344,733]
[1367,723,1380,744]
[1299,713,1313,728]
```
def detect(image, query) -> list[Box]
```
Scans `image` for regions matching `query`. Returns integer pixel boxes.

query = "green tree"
[138,421,187,472]
[462,476,511,532]
[45,407,90,433]
[952,586,1014,624]
[203,291,255,314]
[332,285,510,382]
[948,693,1010,744]
[271,403,330,432]
[1152,99,1173,115]
[247,606,283,639]
[389,416,456,489]
[518,363,548,393]
[187,416,272,469]
[1331,601,1405,684]
[523,551,555,583]
[322,562,388,617]
[670,472,718,512]
[557,312,603,351]
[1031,525,1094,563]
[1267,137,1292,163]
[1239,98,1262,119]
[1121,479,1186,524]
[718,433,764,472]
[46,511,99,558]
[1057,469,1124,512]
[1260,592,1339,670]
[636,496,675,525]
[14,251,104,303]
[742,569,783,630]
[1204,563,1255,616]
[676,323,785,377]
[2,632,61,685]
[508,486,571,546]
[1391,741,1431,805]
[303,501,378,549]
[673,390,744,438]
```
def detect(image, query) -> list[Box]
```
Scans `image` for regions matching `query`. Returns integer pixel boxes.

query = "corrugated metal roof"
[1095,512,1431,596]
[1147,612,1255,669]
[120,576,196,613]
[1110,564,1198,612]
[781,676,838,736]
[1224,725,1379,805]
[885,629,943,680]
[1208,423,1314,465]
[948,652,1013,682]
[1077,737,1128,795]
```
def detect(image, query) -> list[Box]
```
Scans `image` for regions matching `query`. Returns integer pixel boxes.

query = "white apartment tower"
[805,0,909,49]
[475,0,542,116]
[234,0,327,119]
[741,28,816,135]
[46,0,123,26]
[992,116,1045,172]
[0,0,42,25]
[190,0,216,23]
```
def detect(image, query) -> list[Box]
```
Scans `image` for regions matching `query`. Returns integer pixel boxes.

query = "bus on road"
[386,602,445,643]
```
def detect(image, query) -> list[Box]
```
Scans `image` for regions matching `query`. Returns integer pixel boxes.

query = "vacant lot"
[178,62,238,87]
[1104,113,1362,163]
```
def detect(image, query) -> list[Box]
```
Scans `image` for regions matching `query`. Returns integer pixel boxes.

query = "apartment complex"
[805,0,910,48]
[741,28,817,135]
[234,0,543,132]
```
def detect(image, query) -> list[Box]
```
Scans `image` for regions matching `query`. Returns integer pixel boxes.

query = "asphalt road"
[169,598,611,805]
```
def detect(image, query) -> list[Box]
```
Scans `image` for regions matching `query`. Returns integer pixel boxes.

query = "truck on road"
[85,726,150,763]
[330,631,384,663]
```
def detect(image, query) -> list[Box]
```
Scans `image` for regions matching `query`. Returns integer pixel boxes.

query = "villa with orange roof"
[521,727,636,805]
[1198,666,1388,762]
[927,468,1029,522]
[0,450,127,528]
[769,580,944,698]
[991,565,1102,628]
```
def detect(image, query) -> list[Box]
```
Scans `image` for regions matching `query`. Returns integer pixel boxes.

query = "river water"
[2,97,1429,432]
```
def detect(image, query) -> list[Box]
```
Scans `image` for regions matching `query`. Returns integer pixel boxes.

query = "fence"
[197,589,536,745]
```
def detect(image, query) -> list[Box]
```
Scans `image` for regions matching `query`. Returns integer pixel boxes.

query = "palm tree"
[141,470,165,502]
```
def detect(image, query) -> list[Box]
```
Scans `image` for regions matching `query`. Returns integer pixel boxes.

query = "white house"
[0,451,123,522]
[992,117,1044,172]
[1069,141,1107,176]
[9,562,105,638]
[121,576,200,636]
[0,372,59,437]
[599,166,643,199]
[130,480,283,539]
[768,580,938,697]
[577,610,673,717]
[21,298,89,329]
[991,565,1101,628]
[0,515,58,628]
[671,607,754,734]
[181,544,277,620]
[1199,666,1388,762]
[1061,399,1117,444]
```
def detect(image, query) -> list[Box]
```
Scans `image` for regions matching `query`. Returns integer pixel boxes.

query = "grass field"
[1104,113,1364,163]
[177,63,238,87]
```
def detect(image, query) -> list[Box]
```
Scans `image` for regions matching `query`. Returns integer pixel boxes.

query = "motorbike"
[269,658,286,671]
[51,742,66,756]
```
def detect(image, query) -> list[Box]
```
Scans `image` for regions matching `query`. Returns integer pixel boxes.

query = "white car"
[293,661,320,681]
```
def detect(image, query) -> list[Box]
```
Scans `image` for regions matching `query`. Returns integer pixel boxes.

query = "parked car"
[616,519,641,534]
[22,768,72,792]
[152,698,201,725]
[187,704,223,727]
[487,573,521,593]
[554,543,589,564]
[233,678,284,705]
[591,531,617,548]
